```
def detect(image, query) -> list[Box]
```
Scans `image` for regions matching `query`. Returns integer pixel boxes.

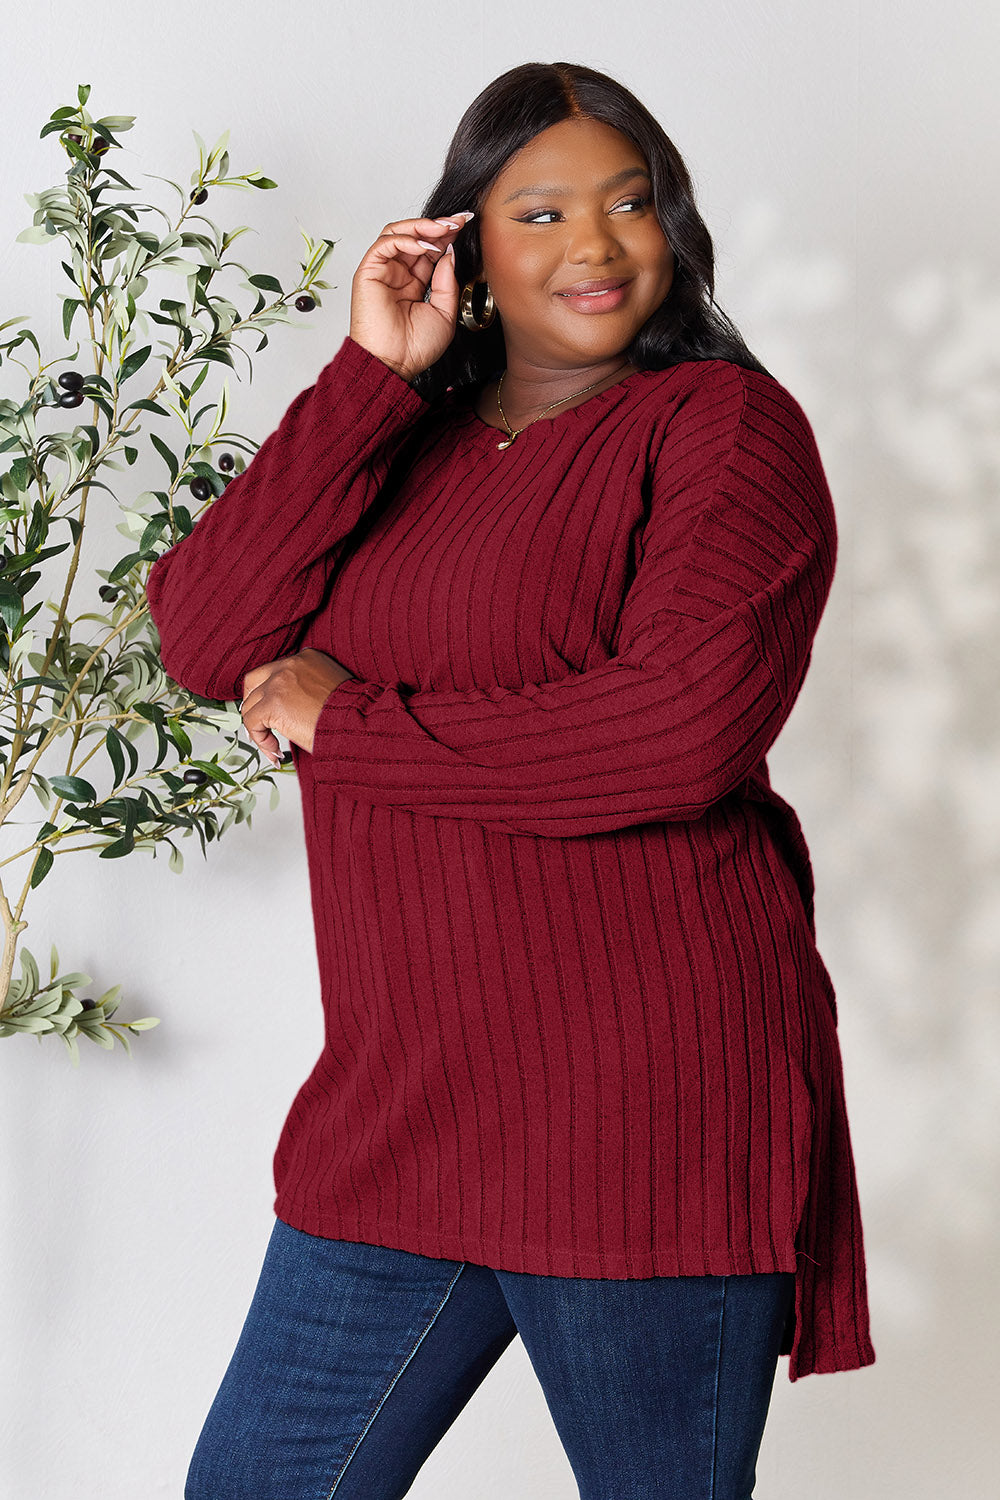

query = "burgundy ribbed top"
[146,334,876,1381]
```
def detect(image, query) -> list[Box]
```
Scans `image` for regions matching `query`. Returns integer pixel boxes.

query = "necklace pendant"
[497,435,514,450]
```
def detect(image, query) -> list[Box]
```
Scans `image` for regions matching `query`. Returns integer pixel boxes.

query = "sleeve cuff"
[309,675,386,777]
[321,335,431,426]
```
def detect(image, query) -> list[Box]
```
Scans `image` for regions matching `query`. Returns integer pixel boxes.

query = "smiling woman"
[146,58,876,1500]
[464,119,674,427]
[412,61,772,420]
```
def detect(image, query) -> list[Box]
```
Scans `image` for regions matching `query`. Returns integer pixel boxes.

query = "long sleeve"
[145,335,430,702]
[307,364,838,838]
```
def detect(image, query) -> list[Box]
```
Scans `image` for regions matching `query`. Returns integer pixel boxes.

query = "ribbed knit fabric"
[146,333,876,1381]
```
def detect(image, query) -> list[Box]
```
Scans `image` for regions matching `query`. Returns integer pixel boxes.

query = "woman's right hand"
[349,211,476,383]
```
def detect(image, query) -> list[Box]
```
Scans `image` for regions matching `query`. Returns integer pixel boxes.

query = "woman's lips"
[555,280,631,312]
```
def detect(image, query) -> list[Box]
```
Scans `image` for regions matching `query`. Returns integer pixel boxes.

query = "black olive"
[190,188,209,205]
[295,295,316,312]
[218,452,235,471]
[98,584,118,602]
[58,370,84,391]
[59,391,85,408]
[92,138,109,155]
[79,998,98,1012]
[189,477,212,501]
[182,768,208,785]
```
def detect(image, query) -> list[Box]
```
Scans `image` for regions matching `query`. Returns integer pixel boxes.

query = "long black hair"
[411,60,770,403]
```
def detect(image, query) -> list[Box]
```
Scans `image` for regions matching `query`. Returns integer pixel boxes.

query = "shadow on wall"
[724,201,1000,1351]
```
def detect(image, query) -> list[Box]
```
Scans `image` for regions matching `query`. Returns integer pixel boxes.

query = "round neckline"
[446,366,655,442]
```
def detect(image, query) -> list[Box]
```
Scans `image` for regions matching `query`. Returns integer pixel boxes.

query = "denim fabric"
[185,1217,794,1500]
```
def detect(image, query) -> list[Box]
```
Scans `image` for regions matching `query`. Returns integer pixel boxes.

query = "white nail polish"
[417,239,444,251]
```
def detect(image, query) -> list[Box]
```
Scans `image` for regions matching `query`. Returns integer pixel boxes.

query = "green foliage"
[0,87,337,1058]
[0,941,158,1066]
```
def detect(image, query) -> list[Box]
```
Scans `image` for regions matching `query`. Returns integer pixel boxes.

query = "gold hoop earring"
[459,278,496,332]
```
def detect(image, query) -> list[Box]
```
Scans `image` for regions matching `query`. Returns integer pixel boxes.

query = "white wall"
[2,2,998,1496]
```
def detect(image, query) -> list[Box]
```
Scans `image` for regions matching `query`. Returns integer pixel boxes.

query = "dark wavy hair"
[411,61,770,402]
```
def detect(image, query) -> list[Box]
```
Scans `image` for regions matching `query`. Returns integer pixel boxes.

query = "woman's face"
[476,117,675,371]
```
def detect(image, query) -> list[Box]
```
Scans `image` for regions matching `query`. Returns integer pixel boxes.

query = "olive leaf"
[1,88,337,1058]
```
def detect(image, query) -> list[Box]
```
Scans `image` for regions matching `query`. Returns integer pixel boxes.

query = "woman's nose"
[561,216,627,262]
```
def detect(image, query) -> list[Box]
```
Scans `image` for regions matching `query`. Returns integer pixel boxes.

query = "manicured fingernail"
[434,218,460,229]
[457,211,475,221]
[417,239,444,251]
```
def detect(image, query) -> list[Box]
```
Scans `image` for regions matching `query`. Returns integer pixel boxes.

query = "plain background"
[2,3,998,1496]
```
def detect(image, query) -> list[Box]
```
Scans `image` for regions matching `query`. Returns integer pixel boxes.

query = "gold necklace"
[494,363,631,450]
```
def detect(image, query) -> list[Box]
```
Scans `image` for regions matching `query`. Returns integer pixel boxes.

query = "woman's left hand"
[240,648,356,765]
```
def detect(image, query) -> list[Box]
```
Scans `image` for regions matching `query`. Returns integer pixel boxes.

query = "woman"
[148,60,875,1500]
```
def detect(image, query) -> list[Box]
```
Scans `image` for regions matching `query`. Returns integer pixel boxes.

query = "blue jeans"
[185,1217,794,1500]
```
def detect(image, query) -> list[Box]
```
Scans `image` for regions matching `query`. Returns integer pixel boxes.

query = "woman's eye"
[519,196,649,224]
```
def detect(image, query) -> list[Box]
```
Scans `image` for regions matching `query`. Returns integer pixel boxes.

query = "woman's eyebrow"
[501,166,651,204]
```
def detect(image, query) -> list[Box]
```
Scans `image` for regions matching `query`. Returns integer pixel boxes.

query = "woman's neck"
[475,358,639,430]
